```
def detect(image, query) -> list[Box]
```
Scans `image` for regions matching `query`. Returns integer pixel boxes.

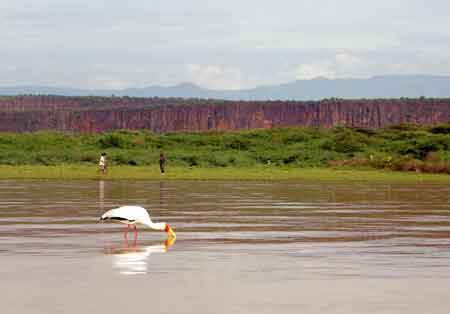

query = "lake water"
[1,180,450,314]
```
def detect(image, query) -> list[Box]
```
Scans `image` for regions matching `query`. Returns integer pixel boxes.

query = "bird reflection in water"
[104,236,176,275]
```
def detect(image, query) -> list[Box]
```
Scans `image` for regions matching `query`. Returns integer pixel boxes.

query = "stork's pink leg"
[122,224,132,248]
[124,224,130,238]
[133,225,138,245]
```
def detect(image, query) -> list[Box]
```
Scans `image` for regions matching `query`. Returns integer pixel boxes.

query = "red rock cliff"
[0,96,449,133]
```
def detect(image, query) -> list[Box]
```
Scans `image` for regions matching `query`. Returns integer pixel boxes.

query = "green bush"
[396,136,449,159]
[181,155,200,167]
[321,127,369,153]
[429,123,450,134]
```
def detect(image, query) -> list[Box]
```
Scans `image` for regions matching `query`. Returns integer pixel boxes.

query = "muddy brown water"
[1,180,450,314]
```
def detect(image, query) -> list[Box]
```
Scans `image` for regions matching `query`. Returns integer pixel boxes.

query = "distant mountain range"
[1,75,450,100]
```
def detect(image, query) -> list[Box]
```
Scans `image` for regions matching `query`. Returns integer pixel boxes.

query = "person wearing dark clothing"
[159,152,166,175]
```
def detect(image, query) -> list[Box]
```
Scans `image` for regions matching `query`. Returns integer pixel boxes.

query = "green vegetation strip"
[1,165,450,183]
[2,123,450,181]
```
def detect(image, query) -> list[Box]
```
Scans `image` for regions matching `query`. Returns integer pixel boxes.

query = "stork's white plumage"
[100,206,176,239]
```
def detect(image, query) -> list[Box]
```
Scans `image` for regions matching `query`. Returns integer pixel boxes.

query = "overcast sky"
[1,0,450,89]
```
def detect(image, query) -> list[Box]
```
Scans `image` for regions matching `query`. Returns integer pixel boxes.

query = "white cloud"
[185,64,244,90]
[335,52,363,70]
[295,62,336,80]
[295,52,367,80]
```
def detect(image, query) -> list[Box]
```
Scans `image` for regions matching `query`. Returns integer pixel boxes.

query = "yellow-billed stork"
[100,205,176,239]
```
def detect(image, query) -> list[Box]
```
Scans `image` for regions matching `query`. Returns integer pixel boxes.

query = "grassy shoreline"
[1,165,450,183]
[2,125,450,182]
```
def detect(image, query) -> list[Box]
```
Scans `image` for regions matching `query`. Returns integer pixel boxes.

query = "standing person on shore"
[99,152,107,174]
[159,152,166,175]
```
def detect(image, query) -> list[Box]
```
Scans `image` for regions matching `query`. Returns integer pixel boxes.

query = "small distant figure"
[99,152,107,174]
[159,152,166,175]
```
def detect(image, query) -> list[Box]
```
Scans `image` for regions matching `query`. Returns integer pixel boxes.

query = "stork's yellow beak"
[167,226,176,239]
[165,236,176,249]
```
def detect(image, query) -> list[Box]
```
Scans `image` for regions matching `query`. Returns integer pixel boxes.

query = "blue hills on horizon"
[1,75,450,101]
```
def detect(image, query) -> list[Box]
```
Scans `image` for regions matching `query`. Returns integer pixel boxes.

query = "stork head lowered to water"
[100,205,176,239]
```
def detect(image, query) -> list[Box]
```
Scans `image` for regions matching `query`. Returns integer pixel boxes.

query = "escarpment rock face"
[0,96,450,133]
